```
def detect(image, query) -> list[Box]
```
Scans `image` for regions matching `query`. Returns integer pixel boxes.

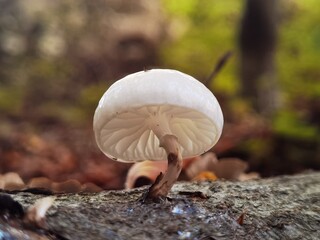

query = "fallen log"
[1,172,319,240]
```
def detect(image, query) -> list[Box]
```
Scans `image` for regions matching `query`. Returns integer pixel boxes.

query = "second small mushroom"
[93,69,223,200]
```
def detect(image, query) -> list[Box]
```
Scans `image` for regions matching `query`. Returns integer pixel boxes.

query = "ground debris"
[3,172,320,240]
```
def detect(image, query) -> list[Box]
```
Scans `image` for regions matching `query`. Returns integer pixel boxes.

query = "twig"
[204,51,233,88]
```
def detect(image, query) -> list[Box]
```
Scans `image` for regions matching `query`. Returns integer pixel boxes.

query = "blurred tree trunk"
[239,0,279,115]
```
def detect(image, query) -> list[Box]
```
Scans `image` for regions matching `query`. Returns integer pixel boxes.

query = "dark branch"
[204,51,233,88]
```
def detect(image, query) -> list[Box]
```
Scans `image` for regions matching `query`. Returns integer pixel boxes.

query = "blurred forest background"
[0,0,319,190]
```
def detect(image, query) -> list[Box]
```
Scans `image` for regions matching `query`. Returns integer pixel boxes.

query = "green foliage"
[243,138,272,159]
[0,0,109,126]
[0,0,319,143]
[273,110,318,140]
[277,0,320,99]
[0,86,23,115]
[162,0,320,141]
[78,82,109,119]
[161,0,242,95]
[274,0,320,140]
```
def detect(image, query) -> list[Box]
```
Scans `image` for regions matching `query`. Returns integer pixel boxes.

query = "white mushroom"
[93,69,223,200]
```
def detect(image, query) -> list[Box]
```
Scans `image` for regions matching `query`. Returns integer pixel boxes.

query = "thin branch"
[204,51,233,88]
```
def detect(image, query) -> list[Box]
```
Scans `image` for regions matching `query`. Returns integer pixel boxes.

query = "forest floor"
[1,171,319,240]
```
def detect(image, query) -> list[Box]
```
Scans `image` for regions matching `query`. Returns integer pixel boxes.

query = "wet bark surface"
[1,172,319,240]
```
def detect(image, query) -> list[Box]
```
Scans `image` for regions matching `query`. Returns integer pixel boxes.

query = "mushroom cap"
[94,69,223,162]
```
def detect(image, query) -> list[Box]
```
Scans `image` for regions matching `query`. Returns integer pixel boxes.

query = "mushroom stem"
[144,134,182,200]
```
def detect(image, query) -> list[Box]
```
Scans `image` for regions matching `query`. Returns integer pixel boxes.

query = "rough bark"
[1,172,319,240]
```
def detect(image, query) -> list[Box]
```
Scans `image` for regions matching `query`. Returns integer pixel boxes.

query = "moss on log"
[1,172,319,240]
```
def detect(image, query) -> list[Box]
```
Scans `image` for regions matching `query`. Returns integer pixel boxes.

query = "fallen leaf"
[192,171,218,181]
[52,179,82,193]
[238,172,260,181]
[1,172,25,190]
[81,182,103,193]
[236,211,246,225]
[209,158,248,180]
[125,160,167,189]
[24,196,56,228]
[184,152,218,179]
[28,177,53,189]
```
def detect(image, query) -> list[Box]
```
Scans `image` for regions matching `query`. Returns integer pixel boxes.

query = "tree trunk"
[1,172,320,240]
[239,0,279,116]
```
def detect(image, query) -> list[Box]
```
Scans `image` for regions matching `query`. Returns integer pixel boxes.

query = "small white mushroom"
[93,69,223,200]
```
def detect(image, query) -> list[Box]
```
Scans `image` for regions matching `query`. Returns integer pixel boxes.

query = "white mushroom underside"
[97,104,219,162]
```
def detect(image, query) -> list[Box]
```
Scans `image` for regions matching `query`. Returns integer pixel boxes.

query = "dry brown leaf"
[28,177,53,189]
[183,154,249,181]
[24,196,56,228]
[1,172,25,190]
[28,177,103,193]
[209,158,248,180]
[192,171,218,181]
[126,157,204,192]
[52,179,82,193]
[236,212,246,225]
[125,160,167,189]
[81,182,103,193]
[238,172,260,181]
[125,152,250,188]
[24,134,47,154]
[184,152,218,179]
